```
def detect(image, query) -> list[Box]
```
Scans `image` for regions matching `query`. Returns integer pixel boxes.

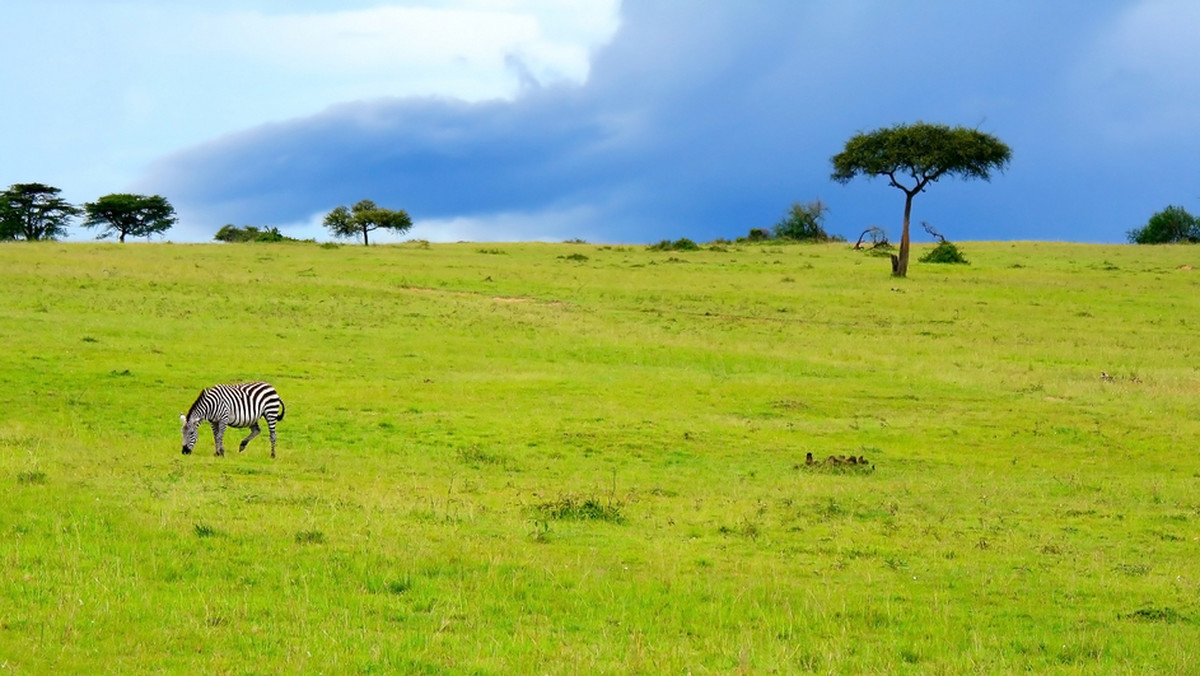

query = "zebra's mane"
[185,388,209,419]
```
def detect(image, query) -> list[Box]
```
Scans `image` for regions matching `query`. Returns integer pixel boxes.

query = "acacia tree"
[831,122,1011,277]
[323,200,412,245]
[82,193,177,242]
[0,183,81,241]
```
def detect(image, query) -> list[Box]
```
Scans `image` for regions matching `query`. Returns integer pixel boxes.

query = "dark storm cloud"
[144,0,1198,243]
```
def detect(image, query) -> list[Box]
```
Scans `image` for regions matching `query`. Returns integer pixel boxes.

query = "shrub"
[773,199,833,241]
[648,238,700,251]
[214,225,296,243]
[1127,206,1200,244]
[919,241,969,264]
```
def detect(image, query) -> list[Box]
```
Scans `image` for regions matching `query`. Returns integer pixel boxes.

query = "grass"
[1,239,1199,673]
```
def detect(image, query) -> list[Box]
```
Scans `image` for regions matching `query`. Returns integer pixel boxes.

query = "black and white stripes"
[181,382,286,457]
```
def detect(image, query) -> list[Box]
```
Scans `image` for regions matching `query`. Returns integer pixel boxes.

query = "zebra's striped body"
[181,382,286,457]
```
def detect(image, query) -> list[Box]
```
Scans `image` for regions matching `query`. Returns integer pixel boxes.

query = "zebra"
[180,382,286,457]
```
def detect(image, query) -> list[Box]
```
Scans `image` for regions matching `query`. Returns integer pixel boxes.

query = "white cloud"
[1071,0,1200,145]
[261,204,603,244]
[193,2,619,101]
[0,0,619,214]
[406,204,603,243]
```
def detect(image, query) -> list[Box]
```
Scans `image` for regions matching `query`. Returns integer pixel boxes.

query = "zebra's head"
[180,413,198,454]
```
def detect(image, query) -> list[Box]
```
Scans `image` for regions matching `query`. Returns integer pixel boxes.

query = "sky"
[2,0,1199,244]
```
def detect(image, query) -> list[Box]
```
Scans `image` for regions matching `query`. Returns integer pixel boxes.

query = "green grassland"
[1,240,1199,674]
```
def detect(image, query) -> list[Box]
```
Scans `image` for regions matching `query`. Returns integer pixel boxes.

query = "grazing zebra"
[180,382,286,457]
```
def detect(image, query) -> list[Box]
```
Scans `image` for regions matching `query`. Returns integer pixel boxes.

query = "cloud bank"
[142,0,1200,243]
[0,0,616,213]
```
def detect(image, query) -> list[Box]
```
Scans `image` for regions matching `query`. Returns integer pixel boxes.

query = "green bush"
[214,225,295,243]
[1127,206,1200,244]
[773,200,833,241]
[648,238,700,251]
[919,241,969,264]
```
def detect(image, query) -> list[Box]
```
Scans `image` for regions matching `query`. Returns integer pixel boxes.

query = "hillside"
[2,240,1199,673]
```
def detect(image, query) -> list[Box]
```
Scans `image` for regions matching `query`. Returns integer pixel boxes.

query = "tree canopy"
[81,194,177,243]
[831,122,1011,277]
[1127,205,1199,244]
[0,183,81,241]
[323,200,413,245]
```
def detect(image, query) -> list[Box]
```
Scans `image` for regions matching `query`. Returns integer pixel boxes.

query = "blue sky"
[3,1,1198,244]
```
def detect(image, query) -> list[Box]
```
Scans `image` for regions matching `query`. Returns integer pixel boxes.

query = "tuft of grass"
[386,578,413,595]
[193,523,220,538]
[718,519,761,539]
[528,519,552,543]
[1113,562,1151,577]
[535,496,625,524]
[294,530,326,544]
[1120,607,1187,624]
[455,445,507,467]
[16,470,47,485]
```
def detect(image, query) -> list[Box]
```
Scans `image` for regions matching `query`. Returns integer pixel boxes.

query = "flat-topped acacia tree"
[82,194,177,242]
[831,122,1011,277]
[323,200,412,245]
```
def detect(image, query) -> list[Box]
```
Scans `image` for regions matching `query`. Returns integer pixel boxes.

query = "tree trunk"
[362,226,369,246]
[119,231,126,243]
[894,191,915,277]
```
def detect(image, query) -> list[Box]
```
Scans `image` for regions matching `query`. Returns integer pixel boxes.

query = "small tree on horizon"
[831,122,1011,277]
[323,200,412,245]
[82,193,177,242]
[1127,205,1200,244]
[0,183,80,241]
[773,199,833,241]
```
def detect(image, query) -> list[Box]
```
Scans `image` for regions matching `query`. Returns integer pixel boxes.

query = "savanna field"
[1,240,1199,674]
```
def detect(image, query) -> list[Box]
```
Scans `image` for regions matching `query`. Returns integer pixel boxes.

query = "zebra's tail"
[277,398,286,422]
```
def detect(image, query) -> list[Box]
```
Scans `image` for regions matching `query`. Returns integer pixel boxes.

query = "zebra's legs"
[267,418,277,458]
[212,421,227,457]
[240,423,261,452]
